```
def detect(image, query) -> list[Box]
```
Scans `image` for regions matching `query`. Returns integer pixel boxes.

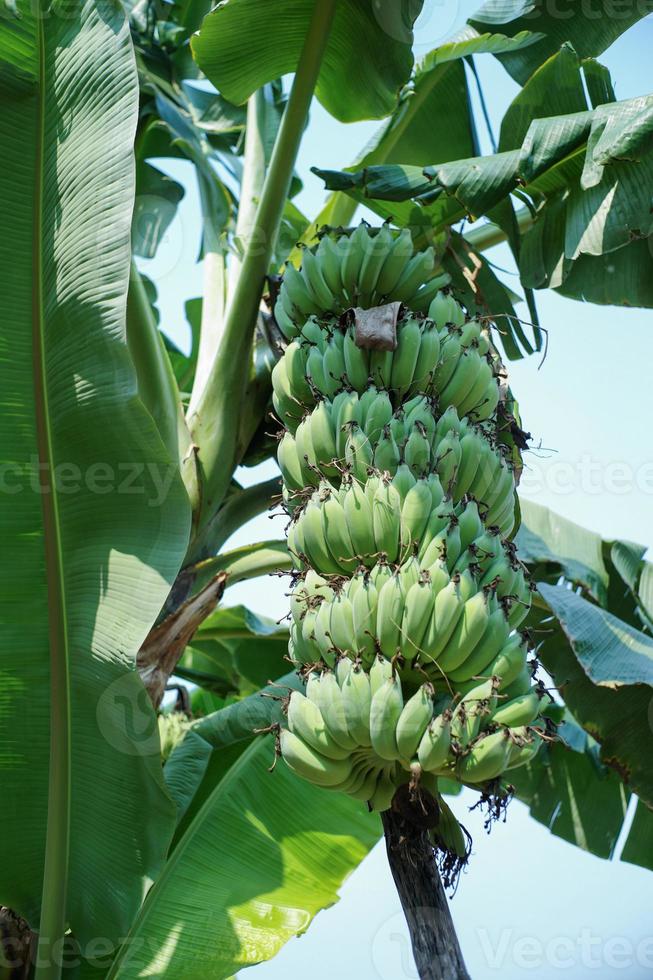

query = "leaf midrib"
[32,14,71,976]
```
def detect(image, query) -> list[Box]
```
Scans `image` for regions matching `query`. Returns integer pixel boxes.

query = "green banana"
[457,729,512,784]
[280,729,352,787]
[492,688,541,727]
[370,674,404,760]
[396,684,434,761]
[418,711,452,773]
[287,692,351,761]
[390,315,422,396]
[341,664,372,746]
[376,572,405,657]
[401,577,436,660]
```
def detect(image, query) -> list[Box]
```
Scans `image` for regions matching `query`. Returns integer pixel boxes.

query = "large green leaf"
[192,0,424,122]
[367,26,544,169]
[516,499,609,604]
[537,584,653,808]
[498,43,587,151]
[468,0,649,85]
[107,737,379,979]
[316,93,653,308]
[0,0,190,952]
[511,721,631,858]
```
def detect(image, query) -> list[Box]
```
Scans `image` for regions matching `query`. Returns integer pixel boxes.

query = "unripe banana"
[322,489,357,572]
[281,263,317,320]
[457,729,512,784]
[328,593,356,654]
[364,390,394,443]
[404,424,432,477]
[390,315,422,397]
[301,246,337,312]
[370,654,394,696]
[421,578,464,665]
[374,425,401,475]
[435,797,468,857]
[376,228,414,297]
[351,576,378,664]
[342,328,370,390]
[439,349,482,413]
[393,248,436,303]
[368,766,399,812]
[396,685,434,761]
[401,577,435,661]
[280,729,353,787]
[492,688,541,727]
[450,677,498,746]
[345,422,374,481]
[447,607,510,683]
[317,670,358,750]
[400,479,433,552]
[428,291,466,328]
[358,224,394,305]
[341,663,372,746]
[287,692,351,761]
[300,497,342,574]
[372,479,401,563]
[500,664,532,700]
[408,320,441,394]
[340,224,369,304]
[370,674,404,761]
[277,431,305,492]
[376,572,405,658]
[487,633,529,689]
[418,711,452,773]
[505,732,542,771]
[369,347,394,388]
[342,478,376,559]
[433,432,462,495]
[392,462,417,499]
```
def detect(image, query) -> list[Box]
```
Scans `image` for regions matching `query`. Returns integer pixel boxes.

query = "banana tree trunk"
[381,811,470,980]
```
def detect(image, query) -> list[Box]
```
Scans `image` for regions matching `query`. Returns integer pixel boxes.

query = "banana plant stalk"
[382,810,470,980]
[187,0,338,538]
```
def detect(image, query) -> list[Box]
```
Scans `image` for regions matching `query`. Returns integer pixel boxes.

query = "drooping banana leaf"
[536,584,653,809]
[192,0,424,123]
[106,737,379,979]
[315,93,653,311]
[468,0,649,85]
[0,0,190,957]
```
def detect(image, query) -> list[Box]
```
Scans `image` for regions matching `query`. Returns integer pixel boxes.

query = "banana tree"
[1,1,651,979]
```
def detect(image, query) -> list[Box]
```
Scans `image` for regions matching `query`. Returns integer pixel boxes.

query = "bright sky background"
[138,4,653,977]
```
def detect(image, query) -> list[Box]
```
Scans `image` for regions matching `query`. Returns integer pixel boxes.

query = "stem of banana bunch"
[187,0,338,541]
[381,810,470,980]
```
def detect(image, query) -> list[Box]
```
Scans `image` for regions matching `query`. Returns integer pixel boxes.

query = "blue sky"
[138,5,653,977]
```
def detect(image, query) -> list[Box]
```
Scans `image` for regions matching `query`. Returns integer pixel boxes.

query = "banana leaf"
[192,0,424,123]
[0,0,190,953]
[537,584,653,809]
[469,0,649,84]
[105,736,379,979]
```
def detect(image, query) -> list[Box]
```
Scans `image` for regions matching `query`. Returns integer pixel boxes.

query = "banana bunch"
[272,311,500,429]
[274,224,450,340]
[271,313,443,421]
[271,221,540,816]
[277,396,516,533]
[288,544,533,682]
[279,657,545,809]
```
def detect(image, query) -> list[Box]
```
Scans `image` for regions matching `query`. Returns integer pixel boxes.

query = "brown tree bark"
[381,807,471,980]
[0,907,33,980]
